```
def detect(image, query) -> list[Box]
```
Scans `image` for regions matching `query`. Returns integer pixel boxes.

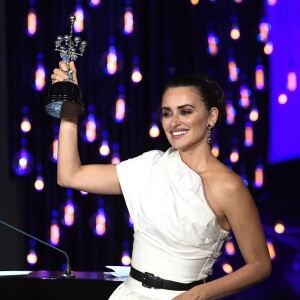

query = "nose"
[170,113,181,128]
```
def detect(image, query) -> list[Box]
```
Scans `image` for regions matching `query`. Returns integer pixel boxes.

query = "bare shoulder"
[216,163,247,194]
[203,159,255,230]
[208,159,246,190]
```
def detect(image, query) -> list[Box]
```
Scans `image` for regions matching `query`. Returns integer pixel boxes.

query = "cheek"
[161,119,173,136]
[161,121,167,133]
[189,117,207,132]
[161,119,168,131]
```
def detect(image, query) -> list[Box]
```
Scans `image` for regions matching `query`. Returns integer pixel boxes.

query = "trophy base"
[45,81,84,118]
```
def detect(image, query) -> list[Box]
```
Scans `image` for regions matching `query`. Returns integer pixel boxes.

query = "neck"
[178,146,215,174]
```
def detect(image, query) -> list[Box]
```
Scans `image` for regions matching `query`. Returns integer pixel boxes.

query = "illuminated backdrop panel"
[267,0,300,164]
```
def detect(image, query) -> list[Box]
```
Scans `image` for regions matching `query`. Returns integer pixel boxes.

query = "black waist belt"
[130,267,205,291]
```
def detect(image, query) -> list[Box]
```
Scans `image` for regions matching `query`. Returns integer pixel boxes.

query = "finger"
[52,68,68,81]
[53,68,68,77]
[59,61,68,72]
[68,61,78,84]
[56,61,78,84]
[69,61,77,72]
[50,74,61,83]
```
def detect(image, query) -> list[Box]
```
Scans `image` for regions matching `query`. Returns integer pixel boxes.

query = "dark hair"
[163,73,226,123]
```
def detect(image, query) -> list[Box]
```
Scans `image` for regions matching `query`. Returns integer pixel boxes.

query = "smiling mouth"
[171,130,188,136]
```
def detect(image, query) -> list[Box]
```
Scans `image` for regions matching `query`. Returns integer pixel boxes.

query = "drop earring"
[207,124,214,144]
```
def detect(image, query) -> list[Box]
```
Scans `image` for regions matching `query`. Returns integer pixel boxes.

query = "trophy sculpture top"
[54,15,87,82]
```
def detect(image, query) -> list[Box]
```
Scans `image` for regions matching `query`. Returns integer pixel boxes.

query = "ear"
[208,107,218,126]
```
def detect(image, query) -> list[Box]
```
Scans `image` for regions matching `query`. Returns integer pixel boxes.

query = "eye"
[180,110,192,115]
[161,111,172,118]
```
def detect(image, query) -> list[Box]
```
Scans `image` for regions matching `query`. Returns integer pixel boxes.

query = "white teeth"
[172,130,187,136]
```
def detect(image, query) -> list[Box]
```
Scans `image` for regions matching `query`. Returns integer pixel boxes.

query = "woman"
[51,61,271,300]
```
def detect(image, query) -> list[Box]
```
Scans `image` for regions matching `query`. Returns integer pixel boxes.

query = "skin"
[52,61,271,300]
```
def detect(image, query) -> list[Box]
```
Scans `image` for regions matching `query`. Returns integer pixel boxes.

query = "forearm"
[193,260,271,300]
[57,118,81,187]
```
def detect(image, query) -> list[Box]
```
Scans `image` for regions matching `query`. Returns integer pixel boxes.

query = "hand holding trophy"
[45,15,87,118]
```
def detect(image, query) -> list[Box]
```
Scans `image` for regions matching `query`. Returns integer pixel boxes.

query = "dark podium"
[0,270,124,300]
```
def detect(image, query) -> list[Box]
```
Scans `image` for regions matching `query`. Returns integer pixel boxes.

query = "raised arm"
[52,61,122,195]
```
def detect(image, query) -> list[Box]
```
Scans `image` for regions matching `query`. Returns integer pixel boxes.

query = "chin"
[168,138,193,151]
[169,144,186,152]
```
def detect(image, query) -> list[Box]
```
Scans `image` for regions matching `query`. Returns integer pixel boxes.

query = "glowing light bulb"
[207,32,219,56]
[255,65,265,90]
[228,58,239,82]
[244,122,253,147]
[115,96,126,122]
[27,9,37,36]
[258,22,271,42]
[63,201,75,226]
[264,42,273,55]
[225,241,236,256]
[278,93,288,104]
[21,117,32,133]
[123,8,134,35]
[211,144,219,157]
[105,46,118,75]
[226,101,236,125]
[230,26,240,40]
[34,63,46,91]
[254,164,264,188]
[267,239,276,260]
[94,208,106,236]
[274,222,285,234]
[85,114,97,142]
[131,67,142,83]
[287,72,297,91]
[249,108,259,122]
[89,0,101,7]
[27,249,38,265]
[34,176,44,191]
[50,222,60,245]
[74,6,84,32]
[230,148,239,163]
[99,140,110,156]
[111,152,120,164]
[149,123,160,138]
[121,251,131,265]
[222,263,233,274]
[13,148,33,176]
[239,86,251,108]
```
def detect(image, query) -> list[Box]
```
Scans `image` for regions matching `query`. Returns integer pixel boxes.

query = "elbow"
[57,165,81,188]
[259,259,272,282]
[57,176,66,188]
[57,173,72,188]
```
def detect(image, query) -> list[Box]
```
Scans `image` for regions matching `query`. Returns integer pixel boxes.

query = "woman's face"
[161,86,216,151]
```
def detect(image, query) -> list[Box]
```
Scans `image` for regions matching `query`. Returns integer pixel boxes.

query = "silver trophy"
[45,15,87,118]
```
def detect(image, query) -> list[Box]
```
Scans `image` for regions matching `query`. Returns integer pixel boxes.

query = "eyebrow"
[161,104,196,110]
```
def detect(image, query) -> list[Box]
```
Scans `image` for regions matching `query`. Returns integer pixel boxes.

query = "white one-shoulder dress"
[109,148,230,300]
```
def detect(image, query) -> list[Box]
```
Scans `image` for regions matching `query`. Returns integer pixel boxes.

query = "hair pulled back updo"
[163,73,226,124]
